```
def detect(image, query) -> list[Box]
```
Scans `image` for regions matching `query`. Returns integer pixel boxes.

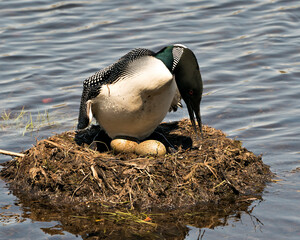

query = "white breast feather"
[91,56,176,139]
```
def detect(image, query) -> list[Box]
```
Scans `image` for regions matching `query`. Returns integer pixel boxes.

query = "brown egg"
[135,140,166,156]
[110,139,138,153]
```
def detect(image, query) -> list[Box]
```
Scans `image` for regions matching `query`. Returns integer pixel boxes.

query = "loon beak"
[186,98,203,139]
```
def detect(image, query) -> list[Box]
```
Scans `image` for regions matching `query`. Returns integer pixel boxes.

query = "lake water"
[0,0,300,239]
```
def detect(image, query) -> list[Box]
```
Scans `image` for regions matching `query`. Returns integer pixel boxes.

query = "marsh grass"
[0,107,56,135]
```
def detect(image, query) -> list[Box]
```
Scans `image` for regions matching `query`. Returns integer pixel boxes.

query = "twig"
[43,139,97,156]
[144,169,154,184]
[128,187,134,210]
[71,172,91,199]
[90,165,105,192]
[0,149,25,158]
[220,170,241,194]
[89,140,110,152]
[204,162,219,179]
[43,139,62,148]
[183,162,204,180]
[213,180,226,190]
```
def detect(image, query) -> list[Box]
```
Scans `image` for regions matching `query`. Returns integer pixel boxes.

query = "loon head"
[156,44,203,137]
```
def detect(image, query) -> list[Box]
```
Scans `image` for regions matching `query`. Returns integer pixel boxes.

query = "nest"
[0,119,272,211]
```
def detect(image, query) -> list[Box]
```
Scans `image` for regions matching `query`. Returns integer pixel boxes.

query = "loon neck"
[154,46,173,72]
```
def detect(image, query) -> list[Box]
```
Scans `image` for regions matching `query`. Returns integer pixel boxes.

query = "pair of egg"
[110,139,166,156]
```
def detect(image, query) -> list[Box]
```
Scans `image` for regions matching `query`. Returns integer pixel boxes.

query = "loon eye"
[189,90,194,95]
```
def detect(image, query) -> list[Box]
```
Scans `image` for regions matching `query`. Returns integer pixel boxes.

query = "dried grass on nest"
[0,119,272,211]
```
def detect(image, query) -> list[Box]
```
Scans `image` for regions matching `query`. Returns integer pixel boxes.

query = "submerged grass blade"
[14,107,26,122]
[1,110,11,121]
[101,211,157,226]
[0,107,57,136]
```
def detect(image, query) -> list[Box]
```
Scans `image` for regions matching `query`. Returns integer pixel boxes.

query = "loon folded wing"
[77,48,155,130]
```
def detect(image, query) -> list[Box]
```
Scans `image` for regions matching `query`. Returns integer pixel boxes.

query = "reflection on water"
[1,194,263,239]
[1,0,300,239]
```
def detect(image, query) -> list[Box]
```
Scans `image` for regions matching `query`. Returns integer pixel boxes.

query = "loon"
[77,44,203,140]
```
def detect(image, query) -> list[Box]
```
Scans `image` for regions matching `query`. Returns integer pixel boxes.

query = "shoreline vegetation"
[1,107,54,136]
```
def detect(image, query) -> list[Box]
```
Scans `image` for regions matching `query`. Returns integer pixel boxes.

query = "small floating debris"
[0,119,272,211]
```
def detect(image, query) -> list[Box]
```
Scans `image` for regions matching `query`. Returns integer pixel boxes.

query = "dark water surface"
[1,0,300,239]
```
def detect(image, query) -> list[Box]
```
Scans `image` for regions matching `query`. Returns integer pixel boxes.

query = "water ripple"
[1,0,300,239]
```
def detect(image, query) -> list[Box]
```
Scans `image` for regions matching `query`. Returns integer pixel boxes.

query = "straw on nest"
[0,119,272,211]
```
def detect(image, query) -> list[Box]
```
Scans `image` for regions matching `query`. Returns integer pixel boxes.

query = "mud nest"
[0,119,272,211]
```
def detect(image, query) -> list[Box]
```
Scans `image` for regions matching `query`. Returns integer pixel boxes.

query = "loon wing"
[77,48,155,130]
